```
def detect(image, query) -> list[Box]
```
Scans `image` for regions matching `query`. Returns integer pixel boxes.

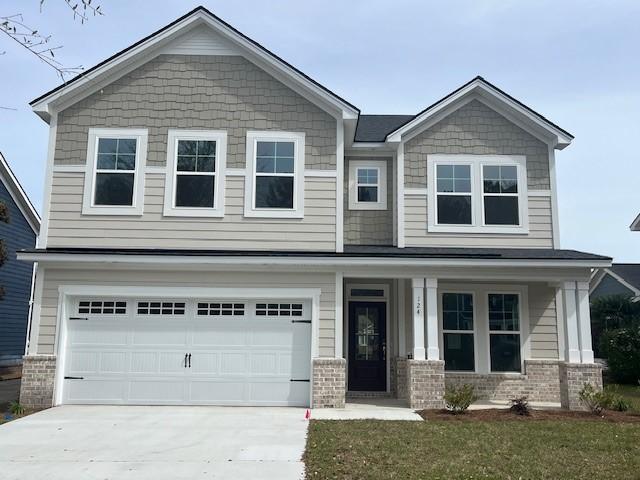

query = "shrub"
[444,384,476,414]
[509,396,530,416]
[600,327,640,384]
[9,401,25,416]
[578,383,630,414]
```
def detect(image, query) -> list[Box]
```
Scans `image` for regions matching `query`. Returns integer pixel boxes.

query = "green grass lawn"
[613,383,640,412]
[305,419,640,480]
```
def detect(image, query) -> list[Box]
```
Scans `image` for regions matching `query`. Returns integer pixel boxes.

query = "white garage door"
[62,297,312,406]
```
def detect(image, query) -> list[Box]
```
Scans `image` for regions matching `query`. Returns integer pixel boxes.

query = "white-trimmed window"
[427,155,528,234]
[348,160,387,210]
[438,283,529,374]
[163,130,227,217]
[244,131,305,218]
[441,292,475,372]
[82,128,148,215]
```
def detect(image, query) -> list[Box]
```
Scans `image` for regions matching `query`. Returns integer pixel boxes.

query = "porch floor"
[312,398,421,421]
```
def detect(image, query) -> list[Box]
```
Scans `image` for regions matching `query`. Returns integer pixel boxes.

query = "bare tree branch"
[41,0,103,25]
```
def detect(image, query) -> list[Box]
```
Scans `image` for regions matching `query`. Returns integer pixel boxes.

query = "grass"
[305,419,640,480]
[611,383,640,412]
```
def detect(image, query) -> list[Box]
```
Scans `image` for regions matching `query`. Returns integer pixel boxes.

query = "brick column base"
[312,358,346,408]
[20,355,56,410]
[406,359,445,409]
[392,357,408,400]
[559,362,603,411]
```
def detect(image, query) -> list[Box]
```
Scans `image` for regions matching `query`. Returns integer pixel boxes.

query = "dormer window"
[427,155,528,234]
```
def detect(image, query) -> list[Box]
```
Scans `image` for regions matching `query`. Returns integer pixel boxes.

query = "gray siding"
[54,55,336,169]
[591,274,635,299]
[37,268,337,357]
[47,172,336,250]
[528,283,559,359]
[343,156,394,245]
[404,99,549,189]
[405,194,553,248]
[0,181,36,360]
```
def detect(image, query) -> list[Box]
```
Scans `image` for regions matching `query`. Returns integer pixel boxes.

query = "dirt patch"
[418,408,640,423]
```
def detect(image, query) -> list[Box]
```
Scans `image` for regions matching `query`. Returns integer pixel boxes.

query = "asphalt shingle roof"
[354,115,414,142]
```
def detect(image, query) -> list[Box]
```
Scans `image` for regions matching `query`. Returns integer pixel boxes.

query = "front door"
[348,301,386,391]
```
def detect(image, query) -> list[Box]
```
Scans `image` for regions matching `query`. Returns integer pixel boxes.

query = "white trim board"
[589,268,640,297]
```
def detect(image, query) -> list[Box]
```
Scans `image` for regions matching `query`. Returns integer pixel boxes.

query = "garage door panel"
[64,297,311,406]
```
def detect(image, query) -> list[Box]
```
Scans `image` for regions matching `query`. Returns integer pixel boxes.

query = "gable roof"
[384,76,574,149]
[590,264,640,297]
[0,152,41,235]
[30,6,359,122]
[631,213,640,231]
[354,115,414,142]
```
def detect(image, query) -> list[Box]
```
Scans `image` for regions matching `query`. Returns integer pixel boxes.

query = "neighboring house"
[18,7,610,412]
[0,152,40,366]
[631,213,640,231]
[590,264,640,301]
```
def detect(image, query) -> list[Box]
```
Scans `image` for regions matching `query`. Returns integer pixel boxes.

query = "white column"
[398,279,406,357]
[425,278,439,360]
[562,281,581,363]
[576,281,595,364]
[334,272,344,358]
[411,278,425,360]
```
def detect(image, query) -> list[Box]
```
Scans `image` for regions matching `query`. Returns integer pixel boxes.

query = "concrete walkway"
[0,405,308,480]
[312,398,422,421]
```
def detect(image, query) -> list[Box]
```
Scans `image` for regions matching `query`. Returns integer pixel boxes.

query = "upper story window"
[427,155,528,234]
[348,160,387,210]
[244,131,305,218]
[82,128,148,216]
[163,130,227,217]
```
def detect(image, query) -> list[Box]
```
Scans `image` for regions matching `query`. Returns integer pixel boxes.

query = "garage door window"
[137,301,185,315]
[197,302,245,316]
[78,300,127,315]
[256,303,303,317]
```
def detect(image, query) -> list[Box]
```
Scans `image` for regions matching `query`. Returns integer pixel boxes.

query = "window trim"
[438,283,530,374]
[348,160,388,210]
[82,128,148,216]
[244,131,305,219]
[427,154,529,234]
[439,290,478,373]
[163,129,227,218]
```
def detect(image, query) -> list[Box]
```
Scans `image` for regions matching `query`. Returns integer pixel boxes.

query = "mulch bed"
[419,408,640,423]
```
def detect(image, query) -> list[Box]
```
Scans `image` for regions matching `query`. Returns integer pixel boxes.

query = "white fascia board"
[32,11,358,121]
[386,80,572,148]
[597,268,640,296]
[630,213,640,231]
[0,152,41,234]
[17,251,612,270]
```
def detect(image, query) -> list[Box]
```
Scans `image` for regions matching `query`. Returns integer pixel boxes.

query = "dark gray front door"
[348,301,386,391]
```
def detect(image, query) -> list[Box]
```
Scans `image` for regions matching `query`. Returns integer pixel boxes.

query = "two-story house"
[18,7,610,411]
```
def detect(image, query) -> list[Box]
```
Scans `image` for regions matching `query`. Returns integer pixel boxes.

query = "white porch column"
[334,272,344,358]
[576,281,595,364]
[562,281,581,363]
[397,280,406,356]
[425,278,439,360]
[411,278,426,360]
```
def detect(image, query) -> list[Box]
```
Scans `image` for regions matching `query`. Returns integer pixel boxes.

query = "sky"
[0,0,638,261]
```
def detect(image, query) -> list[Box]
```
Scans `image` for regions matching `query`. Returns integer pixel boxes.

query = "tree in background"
[0,0,103,85]
[0,200,9,299]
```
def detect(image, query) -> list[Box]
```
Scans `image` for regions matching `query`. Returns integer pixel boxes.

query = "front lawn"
[305,418,640,480]
[612,383,640,412]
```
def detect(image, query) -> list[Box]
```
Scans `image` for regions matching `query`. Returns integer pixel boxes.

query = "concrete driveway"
[0,405,308,479]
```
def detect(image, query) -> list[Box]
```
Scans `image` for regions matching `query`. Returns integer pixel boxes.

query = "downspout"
[24,261,37,356]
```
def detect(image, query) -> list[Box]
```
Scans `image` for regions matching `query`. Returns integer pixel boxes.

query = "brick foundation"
[406,359,445,409]
[20,355,56,410]
[445,360,561,403]
[559,362,603,411]
[312,358,346,408]
[392,357,407,400]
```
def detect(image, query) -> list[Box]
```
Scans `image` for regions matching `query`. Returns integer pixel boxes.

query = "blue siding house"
[0,153,40,366]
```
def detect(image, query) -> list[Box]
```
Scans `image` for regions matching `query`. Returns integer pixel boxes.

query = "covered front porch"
[313,259,605,411]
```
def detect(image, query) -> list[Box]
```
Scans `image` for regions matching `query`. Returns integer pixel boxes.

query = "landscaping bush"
[509,396,530,416]
[591,295,640,358]
[9,401,24,416]
[600,326,640,384]
[444,384,476,414]
[579,383,631,414]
